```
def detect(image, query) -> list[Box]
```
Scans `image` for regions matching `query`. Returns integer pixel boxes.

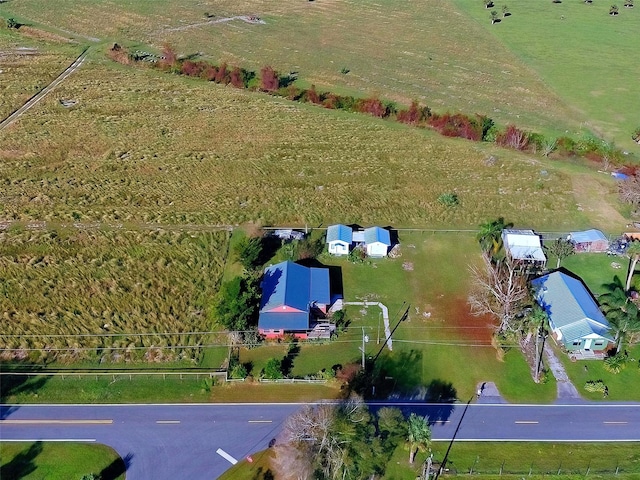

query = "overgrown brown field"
[0,227,229,363]
[0,0,585,136]
[0,27,82,120]
[0,54,595,229]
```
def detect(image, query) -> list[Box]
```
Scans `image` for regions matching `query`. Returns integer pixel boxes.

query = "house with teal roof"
[258,260,332,339]
[532,271,614,358]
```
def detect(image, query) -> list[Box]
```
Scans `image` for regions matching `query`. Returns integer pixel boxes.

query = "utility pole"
[535,325,540,383]
[359,327,369,369]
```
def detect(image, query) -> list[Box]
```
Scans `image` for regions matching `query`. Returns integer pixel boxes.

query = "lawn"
[245,232,557,403]
[0,442,125,480]
[453,0,640,150]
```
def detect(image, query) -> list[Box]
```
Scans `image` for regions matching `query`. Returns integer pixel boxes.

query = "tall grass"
[0,228,229,363]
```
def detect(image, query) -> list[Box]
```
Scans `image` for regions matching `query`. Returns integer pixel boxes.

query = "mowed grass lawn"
[454,0,640,150]
[0,442,125,480]
[0,0,587,136]
[243,232,556,403]
[0,52,595,230]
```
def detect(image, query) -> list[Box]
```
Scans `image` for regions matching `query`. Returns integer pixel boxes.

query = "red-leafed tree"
[160,43,178,70]
[215,63,229,84]
[397,101,431,125]
[202,65,218,81]
[303,85,321,104]
[260,66,280,92]
[355,97,387,118]
[230,66,245,88]
[496,124,530,150]
[181,60,205,77]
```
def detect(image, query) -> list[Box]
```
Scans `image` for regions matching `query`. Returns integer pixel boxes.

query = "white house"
[363,227,391,257]
[502,229,546,267]
[326,224,353,255]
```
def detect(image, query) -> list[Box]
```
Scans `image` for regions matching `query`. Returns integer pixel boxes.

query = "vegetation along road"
[1,403,639,479]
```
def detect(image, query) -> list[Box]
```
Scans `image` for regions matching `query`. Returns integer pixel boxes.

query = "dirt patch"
[440,296,496,344]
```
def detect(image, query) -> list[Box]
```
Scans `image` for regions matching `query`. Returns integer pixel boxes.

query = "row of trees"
[112,43,625,168]
[273,397,432,479]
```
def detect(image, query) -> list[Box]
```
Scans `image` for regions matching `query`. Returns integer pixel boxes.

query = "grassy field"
[453,0,640,150]
[0,26,83,120]
[4,0,638,152]
[0,227,228,363]
[0,0,588,137]
[0,442,125,480]
[0,51,604,229]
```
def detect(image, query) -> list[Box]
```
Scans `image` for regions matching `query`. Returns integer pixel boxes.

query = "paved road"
[1,402,639,479]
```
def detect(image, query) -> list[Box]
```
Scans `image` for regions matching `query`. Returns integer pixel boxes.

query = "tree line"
[109,43,628,168]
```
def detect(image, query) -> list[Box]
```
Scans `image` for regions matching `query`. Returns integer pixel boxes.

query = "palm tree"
[624,0,634,8]
[477,217,512,256]
[502,5,510,16]
[609,4,620,13]
[599,286,640,352]
[625,241,640,291]
[490,10,499,23]
[407,413,431,464]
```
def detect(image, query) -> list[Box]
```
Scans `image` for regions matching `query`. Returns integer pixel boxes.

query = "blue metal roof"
[531,272,613,342]
[326,224,352,244]
[363,226,391,246]
[569,229,607,244]
[259,261,331,331]
[258,312,310,331]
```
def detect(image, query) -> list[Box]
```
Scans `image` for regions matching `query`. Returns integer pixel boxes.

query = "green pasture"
[0,0,590,136]
[454,0,640,150]
[0,442,125,480]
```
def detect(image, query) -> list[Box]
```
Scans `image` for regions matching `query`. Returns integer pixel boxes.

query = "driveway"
[543,343,583,402]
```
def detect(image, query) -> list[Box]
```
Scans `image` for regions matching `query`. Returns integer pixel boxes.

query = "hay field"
[0,0,586,136]
[0,54,590,229]
[454,0,640,150]
[0,28,82,120]
[0,227,229,362]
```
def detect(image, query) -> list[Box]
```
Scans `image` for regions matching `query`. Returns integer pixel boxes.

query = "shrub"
[260,66,280,92]
[7,18,20,29]
[234,236,263,270]
[604,354,627,374]
[230,66,245,88]
[215,62,229,84]
[496,124,530,150]
[584,380,606,393]
[633,127,640,143]
[262,357,284,379]
[181,60,205,77]
[438,192,459,206]
[230,363,248,379]
[397,101,431,125]
[355,96,389,118]
[428,113,482,141]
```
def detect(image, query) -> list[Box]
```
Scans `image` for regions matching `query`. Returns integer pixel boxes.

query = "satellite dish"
[364,335,369,343]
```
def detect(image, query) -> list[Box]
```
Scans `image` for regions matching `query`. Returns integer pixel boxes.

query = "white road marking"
[0,438,96,442]
[156,420,181,424]
[216,448,238,465]
[603,421,628,424]
[0,419,112,425]
[248,420,272,423]
[514,421,539,424]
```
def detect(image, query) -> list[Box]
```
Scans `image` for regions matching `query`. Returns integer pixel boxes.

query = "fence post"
[586,460,591,476]
[529,463,533,476]
[558,462,562,475]
[500,460,504,475]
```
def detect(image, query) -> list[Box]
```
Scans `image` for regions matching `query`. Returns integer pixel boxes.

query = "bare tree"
[468,252,529,333]
[544,237,575,269]
[619,175,640,212]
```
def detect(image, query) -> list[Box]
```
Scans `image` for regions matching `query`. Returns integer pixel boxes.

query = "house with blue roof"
[326,224,353,256]
[258,260,332,339]
[363,226,391,257]
[568,229,609,253]
[532,271,614,358]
